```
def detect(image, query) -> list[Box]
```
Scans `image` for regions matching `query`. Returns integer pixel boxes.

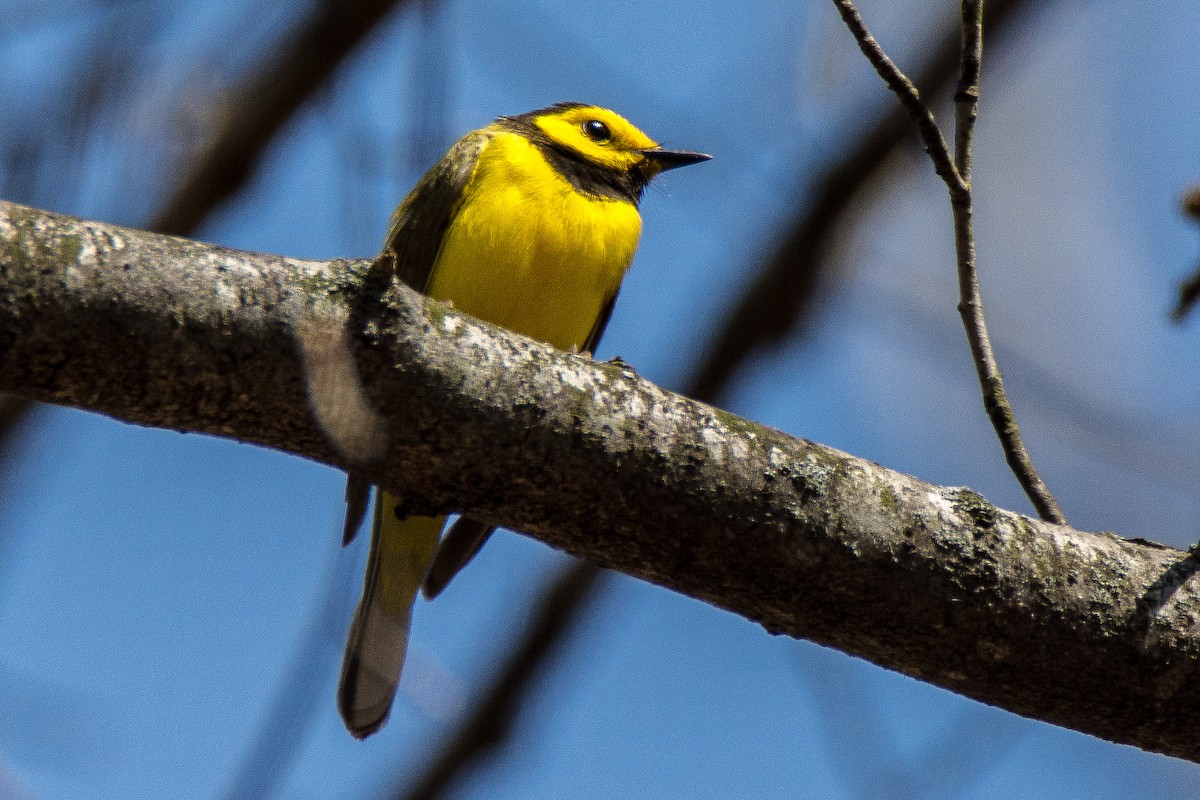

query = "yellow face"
[531,105,663,175]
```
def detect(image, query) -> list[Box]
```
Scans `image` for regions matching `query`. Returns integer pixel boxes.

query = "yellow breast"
[424,132,642,351]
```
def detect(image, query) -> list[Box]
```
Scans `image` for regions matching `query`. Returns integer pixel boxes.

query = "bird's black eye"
[582,119,612,143]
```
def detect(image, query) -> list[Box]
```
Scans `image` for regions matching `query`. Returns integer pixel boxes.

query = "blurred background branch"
[152,0,415,235]
[395,561,600,800]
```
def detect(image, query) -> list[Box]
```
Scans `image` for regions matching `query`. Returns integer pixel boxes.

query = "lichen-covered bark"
[2,199,1200,761]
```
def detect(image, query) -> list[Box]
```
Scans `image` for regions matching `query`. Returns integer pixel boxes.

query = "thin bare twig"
[688,0,1041,402]
[831,0,1066,524]
[954,0,983,178]
[951,0,1064,524]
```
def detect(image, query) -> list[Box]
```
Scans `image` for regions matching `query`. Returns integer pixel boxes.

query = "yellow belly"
[425,133,642,351]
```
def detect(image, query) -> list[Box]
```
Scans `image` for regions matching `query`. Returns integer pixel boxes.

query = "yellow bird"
[338,102,710,738]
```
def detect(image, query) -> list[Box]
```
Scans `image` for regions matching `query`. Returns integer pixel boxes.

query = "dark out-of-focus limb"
[152,0,416,235]
[0,394,36,586]
[396,561,602,800]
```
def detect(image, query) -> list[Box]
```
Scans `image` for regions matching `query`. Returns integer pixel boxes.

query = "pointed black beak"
[640,148,712,171]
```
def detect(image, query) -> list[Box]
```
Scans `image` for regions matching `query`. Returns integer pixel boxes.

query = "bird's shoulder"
[384,129,493,290]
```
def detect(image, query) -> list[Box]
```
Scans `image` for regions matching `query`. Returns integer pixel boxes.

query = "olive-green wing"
[384,129,490,292]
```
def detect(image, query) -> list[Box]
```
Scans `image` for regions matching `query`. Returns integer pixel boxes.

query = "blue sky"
[3,1,1200,798]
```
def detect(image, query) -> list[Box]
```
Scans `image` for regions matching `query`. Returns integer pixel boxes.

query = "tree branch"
[3,200,1199,762]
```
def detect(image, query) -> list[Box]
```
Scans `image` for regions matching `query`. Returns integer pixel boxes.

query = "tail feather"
[338,490,443,738]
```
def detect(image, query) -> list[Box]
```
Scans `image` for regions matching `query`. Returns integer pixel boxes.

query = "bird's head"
[504,103,711,198]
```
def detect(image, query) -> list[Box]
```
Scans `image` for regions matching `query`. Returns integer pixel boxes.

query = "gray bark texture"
[2,199,1199,762]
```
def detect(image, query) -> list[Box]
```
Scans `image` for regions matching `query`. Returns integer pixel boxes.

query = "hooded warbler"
[338,102,710,738]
